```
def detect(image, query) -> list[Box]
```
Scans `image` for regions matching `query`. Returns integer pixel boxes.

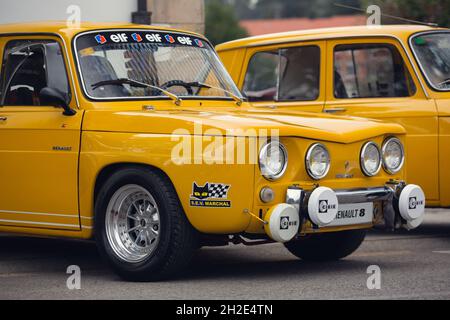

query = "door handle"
[0,116,7,121]
[323,107,347,114]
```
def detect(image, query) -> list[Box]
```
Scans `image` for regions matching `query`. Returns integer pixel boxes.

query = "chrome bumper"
[286,181,407,230]
[335,186,395,204]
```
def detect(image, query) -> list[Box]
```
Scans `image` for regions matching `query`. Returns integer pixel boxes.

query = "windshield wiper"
[91,78,182,105]
[437,78,450,88]
[164,80,244,106]
[193,81,244,106]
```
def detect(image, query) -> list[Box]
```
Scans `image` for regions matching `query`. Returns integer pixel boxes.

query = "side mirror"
[39,87,76,116]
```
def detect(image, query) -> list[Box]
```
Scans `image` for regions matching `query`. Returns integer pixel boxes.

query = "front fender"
[79,131,255,234]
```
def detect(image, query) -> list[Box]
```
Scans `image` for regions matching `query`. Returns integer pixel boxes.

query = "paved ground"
[0,209,449,300]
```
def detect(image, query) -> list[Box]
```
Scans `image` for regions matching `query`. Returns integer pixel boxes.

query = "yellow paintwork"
[217,25,450,207]
[0,22,407,240]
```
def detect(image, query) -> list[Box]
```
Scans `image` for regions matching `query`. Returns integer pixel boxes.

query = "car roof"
[216,24,447,51]
[0,21,205,40]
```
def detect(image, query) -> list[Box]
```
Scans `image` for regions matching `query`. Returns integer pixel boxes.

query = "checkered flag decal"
[208,184,230,199]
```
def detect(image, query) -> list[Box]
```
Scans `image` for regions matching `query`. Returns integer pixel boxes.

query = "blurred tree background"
[206,0,450,45]
[361,0,450,27]
[205,0,249,45]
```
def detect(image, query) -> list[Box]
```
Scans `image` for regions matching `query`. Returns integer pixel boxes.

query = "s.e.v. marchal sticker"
[190,182,231,208]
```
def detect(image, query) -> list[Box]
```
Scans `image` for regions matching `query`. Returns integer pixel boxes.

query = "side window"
[0,40,70,106]
[243,51,279,102]
[243,46,320,102]
[278,46,320,101]
[334,44,416,99]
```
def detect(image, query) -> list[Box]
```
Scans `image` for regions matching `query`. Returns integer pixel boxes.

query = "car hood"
[82,108,405,144]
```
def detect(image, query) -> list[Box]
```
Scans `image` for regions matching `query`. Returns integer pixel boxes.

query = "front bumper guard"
[285,181,424,231]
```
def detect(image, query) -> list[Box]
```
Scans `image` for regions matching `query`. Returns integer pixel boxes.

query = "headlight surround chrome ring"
[360,141,382,177]
[382,137,405,174]
[259,141,288,181]
[305,143,331,180]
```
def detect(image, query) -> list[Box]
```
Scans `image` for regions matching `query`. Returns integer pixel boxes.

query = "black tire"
[94,166,198,281]
[284,229,366,261]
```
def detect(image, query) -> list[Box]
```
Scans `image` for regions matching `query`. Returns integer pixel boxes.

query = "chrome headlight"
[259,141,288,181]
[382,137,405,174]
[360,142,382,177]
[306,143,330,180]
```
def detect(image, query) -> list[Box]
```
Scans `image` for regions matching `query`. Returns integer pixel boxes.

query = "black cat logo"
[192,183,210,200]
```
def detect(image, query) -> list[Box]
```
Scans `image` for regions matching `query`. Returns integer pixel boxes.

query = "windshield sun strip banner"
[76,31,209,51]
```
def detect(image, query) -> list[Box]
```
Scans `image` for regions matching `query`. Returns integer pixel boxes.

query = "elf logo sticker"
[145,33,162,42]
[165,35,176,44]
[194,39,204,47]
[131,33,143,42]
[280,216,297,230]
[319,200,336,214]
[190,182,231,208]
[95,34,107,45]
[409,197,424,210]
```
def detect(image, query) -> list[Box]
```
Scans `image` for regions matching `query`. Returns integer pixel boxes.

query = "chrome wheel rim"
[105,184,161,263]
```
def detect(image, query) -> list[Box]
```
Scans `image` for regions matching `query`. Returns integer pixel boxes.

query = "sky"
[0,0,137,24]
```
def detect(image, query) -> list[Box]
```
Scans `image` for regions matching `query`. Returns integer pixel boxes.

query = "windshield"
[75,30,242,100]
[411,32,450,90]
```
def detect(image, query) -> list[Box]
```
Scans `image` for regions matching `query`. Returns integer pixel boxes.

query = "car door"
[324,37,439,204]
[238,41,326,112]
[409,30,450,207]
[0,37,82,230]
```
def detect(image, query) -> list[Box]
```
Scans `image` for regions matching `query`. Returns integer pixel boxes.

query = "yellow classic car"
[0,22,425,281]
[217,25,450,208]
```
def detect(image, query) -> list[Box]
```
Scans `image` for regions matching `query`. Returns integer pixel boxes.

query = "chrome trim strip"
[59,32,80,108]
[394,34,431,99]
[0,209,77,219]
[0,219,80,228]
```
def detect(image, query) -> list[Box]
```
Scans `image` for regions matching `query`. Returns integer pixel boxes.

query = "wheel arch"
[93,162,176,206]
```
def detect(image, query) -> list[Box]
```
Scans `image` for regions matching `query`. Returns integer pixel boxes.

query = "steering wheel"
[160,80,194,95]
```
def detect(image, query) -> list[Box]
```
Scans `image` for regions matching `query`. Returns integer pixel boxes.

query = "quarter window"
[334,44,416,99]
[243,46,320,102]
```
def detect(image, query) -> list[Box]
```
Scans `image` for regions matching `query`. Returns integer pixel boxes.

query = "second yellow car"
[218,25,450,207]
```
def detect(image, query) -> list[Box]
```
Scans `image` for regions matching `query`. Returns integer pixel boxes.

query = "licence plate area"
[328,202,374,227]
